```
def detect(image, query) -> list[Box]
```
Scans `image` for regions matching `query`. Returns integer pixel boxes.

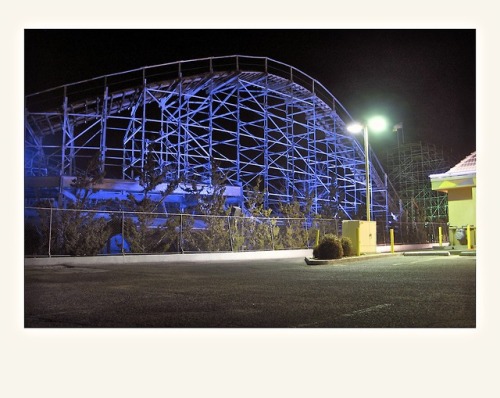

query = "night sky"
[24,29,476,162]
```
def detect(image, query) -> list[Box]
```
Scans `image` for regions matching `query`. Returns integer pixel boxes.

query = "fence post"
[180,214,184,253]
[228,216,234,252]
[438,226,443,247]
[48,207,53,257]
[390,228,395,253]
[269,218,275,250]
[121,211,125,255]
[315,229,320,247]
[304,217,309,249]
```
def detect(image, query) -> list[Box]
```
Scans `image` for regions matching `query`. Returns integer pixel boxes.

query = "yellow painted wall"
[448,187,476,227]
[430,173,476,247]
[431,176,475,191]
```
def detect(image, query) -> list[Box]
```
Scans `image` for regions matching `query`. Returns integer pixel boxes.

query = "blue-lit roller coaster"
[25,55,400,221]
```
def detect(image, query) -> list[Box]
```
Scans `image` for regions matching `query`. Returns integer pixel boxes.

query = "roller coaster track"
[25,55,401,221]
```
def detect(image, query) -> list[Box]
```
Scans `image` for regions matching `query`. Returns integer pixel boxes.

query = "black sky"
[24,29,476,162]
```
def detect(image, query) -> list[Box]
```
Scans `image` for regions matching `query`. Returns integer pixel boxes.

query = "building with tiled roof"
[429,151,476,248]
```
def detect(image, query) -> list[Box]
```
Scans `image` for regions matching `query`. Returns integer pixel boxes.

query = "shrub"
[25,222,42,255]
[55,212,111,256]
[37,208,112,257]
[315,234,343,259]
[341,236,354,257]
[312,245,319,259]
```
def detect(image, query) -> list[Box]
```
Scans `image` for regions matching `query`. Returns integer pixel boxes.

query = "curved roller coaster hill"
[25,55,400,221]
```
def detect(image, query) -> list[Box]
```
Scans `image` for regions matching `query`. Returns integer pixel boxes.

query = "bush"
[312,245,319,259]
[341,236,354,257]
[25,222,42,256]
[314,234,343,259]
[55,213,110,256]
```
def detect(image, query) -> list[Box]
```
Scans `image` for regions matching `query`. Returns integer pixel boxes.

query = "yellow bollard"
[467,225,472,250]
[438,226,443,247]
[390,228,395,253]
[315,229,320,247]
[356,227,361,256]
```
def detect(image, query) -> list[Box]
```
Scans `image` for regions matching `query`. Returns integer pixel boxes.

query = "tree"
[121,146,180,254]
[276,194,311,249]
[39,152,111,256]
[313,186,342,244]
[181,160,232,252]
[241,176,277,250]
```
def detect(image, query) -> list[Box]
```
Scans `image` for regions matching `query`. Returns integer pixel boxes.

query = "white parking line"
[342,303,392,317]
[295,303,394,326]
[392,257,447,266]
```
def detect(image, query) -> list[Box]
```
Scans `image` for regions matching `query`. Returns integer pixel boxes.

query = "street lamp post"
[362,124,371,222]
[347,116,387,222]
[344,116,388,255]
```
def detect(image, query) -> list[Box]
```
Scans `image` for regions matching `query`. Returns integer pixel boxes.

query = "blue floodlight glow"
[24,55,401,222]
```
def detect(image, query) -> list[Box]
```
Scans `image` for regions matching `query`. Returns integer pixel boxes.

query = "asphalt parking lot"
[24,254,476,328]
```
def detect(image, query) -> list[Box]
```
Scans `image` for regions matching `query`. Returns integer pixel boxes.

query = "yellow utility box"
[342,220,377,255]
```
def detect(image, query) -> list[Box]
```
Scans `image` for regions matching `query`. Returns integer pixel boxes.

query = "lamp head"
[367,116,388,133]
[346,122,364,134]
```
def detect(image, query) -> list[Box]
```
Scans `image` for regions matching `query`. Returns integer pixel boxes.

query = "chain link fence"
[24,207,448,257]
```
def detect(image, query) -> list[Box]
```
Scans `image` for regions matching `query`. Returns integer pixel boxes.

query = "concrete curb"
[25,244,460,267]
[24,249,314,267]
[403,251,451,256]
[402,249,476,257]
[375,243,449,253]
[305,252,400,266]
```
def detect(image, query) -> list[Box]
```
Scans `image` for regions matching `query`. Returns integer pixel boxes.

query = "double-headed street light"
[347,116,388,222]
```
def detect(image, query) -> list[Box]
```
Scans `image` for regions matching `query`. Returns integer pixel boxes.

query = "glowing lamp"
[346,115,389,222]
[367,116,388,133]
[346,123,364,134]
